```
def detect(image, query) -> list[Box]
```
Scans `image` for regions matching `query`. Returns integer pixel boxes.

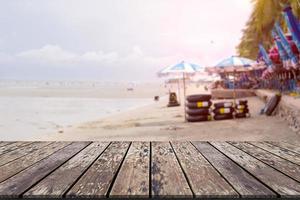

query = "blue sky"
[0,0,252,81]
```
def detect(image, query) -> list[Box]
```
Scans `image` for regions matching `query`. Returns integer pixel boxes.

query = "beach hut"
[158,61,201,121]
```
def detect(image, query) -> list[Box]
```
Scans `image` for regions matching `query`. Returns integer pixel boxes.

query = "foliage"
[237,0,300,59]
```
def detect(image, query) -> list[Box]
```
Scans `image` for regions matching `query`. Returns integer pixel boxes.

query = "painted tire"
[214,114,233,120]
[213,107,234,114]
[236,100,248,106]
[235,108,249,114]
[187,115,212,122]
[186,94,212,102]
[264,94,281,116]
[186,108,210,116]
[235,113,249,118]
[214,102,233,108]
[186,101,212,109]
[235,105,248,110]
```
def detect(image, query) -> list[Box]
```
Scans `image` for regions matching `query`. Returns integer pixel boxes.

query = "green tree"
[237,0,300,59]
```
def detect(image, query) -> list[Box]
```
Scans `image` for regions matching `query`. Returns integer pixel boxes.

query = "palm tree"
[237,0,300,59]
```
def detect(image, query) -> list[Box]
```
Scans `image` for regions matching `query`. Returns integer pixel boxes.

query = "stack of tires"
[235,100,249,118]
[213,101,234,120]
[186,94,212,122]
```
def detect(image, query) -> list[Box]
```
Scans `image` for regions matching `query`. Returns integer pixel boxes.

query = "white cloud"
[17,45,76,64]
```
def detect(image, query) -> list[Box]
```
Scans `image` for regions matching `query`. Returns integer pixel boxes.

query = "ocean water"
[0,96,152,140]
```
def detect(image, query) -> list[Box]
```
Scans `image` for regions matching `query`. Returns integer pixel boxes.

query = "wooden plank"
[230,142,300,183]
[151,142,192,198]
[250,142,300,166]
[267,142,300,155]
[0,142,32,155]
[66,142,130,198]
[0,142,15,148]
[210,142,300,197]
[0,142,90,198]
[0,142,71,183]
[171,142,238,198]
[24,142,109,198]
[192,142,276,198]
[110,142,150,198]
[0,142,52,166]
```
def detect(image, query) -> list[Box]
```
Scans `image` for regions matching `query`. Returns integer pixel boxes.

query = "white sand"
[36,84,300,142]
[1,80,299,142]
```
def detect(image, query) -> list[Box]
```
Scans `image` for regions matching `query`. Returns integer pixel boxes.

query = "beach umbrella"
[158,61,200,121]
[274,22,299,69]
[283,6,300,51]
[271,30,289,69]
[216,55,255,68]
[215,56,255,104]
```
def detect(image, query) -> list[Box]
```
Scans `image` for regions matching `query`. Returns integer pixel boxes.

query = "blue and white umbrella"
[158,61,202,77]
[216,56,255,68]
[158,61,202,121]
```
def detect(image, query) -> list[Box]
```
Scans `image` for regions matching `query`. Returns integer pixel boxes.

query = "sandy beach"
[1,81,299,142]
[41,96,300,142]
[7,81,292,142]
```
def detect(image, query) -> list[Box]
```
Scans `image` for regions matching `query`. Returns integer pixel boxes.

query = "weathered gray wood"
[250,142,300,166]
[0,142,14,148]
[0,142,52,166]
[171,142,238,198]
[193,142,276,198]
[0,142,32,155]
[267,141,300,155]
[211,142,300,197]
[230,142,300,183]
[66,142,130,198]
[0,142,90,197]
[24,142,109,198]
[0,142,71,183]
[151,142,192,198]
[110,142,150,198]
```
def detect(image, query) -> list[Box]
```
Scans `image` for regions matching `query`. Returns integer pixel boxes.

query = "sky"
[0,0,253,81]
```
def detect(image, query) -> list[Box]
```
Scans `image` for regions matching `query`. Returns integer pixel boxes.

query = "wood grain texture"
[171,141,238,198]
[0,142,90,198]
[0,142,71,183]
[0,142,32,155]
[192,142,276,198]
[230,142,300,182]
[110,142,150,198]
[66,142,130,198]
[210,142,300,197]
[0,142,52,166]
[151,142,192,198]
[24,142,109,198]
[266,142,300,155]
[250,142,300,166]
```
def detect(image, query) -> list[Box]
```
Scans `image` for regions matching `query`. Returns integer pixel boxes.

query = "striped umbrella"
[216,56,255,68]
[274,22,299,69]
[271,29,289,69]
[158,61,202,77]
[283,6,300,52]
[158,61,201,121]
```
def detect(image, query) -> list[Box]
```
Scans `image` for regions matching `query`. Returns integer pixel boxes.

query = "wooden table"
[0,141,299,199]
